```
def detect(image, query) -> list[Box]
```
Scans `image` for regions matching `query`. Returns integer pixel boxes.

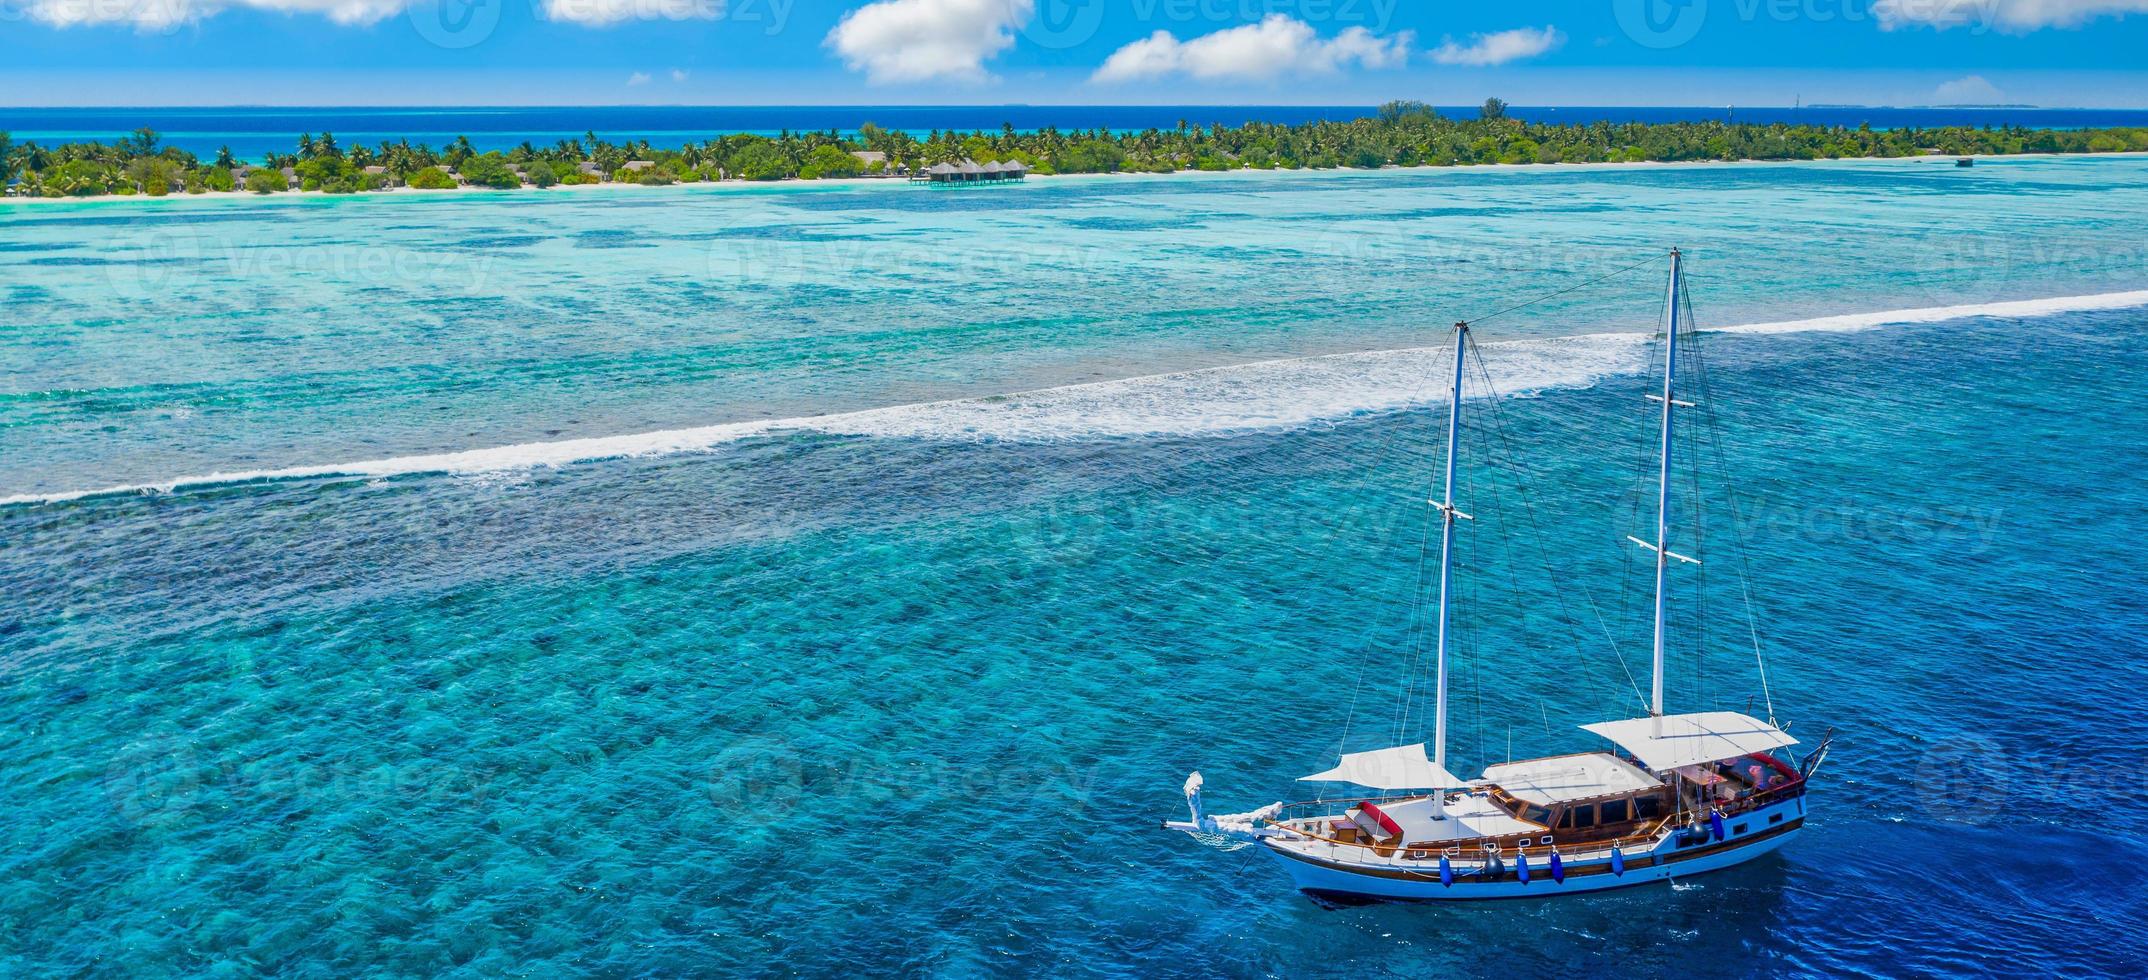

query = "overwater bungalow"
[910,159,1029,185]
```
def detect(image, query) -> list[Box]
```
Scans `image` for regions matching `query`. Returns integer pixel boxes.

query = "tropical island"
[3,100,2145,198]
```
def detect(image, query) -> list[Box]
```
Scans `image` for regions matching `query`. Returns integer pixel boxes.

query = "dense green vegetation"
[4,102,2146,198]
[405,167,457,190]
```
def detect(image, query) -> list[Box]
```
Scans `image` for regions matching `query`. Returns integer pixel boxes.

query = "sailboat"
[1163,249,1831,901]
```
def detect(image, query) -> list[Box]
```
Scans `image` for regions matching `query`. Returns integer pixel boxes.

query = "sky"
[1,0,2145,107]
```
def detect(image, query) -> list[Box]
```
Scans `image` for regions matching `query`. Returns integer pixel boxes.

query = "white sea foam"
[8,290,2145,507]
[1717,290,2148,336]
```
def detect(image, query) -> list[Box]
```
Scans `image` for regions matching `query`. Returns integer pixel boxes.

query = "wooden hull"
[1264,796,1805,902]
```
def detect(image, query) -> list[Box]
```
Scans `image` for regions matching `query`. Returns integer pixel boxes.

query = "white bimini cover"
[1580,711,1797,773]
[1481,753,1661,805]
[1300,743,1465,790]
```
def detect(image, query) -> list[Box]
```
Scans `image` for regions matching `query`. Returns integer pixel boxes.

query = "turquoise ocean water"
[4,158,2148,974]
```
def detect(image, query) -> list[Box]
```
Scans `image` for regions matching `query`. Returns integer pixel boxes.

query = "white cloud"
[543,0,723,27]
[24,0,720,28]
[1873,0,2148,31]
[627,71,653,86]
[1092,15,1412,84]
[25,0,403,29]
[671,68,692,82]
[825,0,1033,84]
[1932,74,2004,104]
[1429,26,1564,67]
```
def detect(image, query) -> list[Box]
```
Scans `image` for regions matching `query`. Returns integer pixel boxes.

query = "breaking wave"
[8,290,2145,507]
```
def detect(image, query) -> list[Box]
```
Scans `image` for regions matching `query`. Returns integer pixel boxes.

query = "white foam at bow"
[7,290,2145,507]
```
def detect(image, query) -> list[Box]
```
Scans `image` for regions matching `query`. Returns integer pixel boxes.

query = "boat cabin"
[1482,753,1671,843]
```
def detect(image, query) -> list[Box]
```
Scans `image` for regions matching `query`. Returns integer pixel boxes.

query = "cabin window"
[1524,805,1552,826]
[1571,805,1597,829]
[1769,813,1783,825]
[1601,799,1630,823]
[1635,796,1664,819]
[1555,808,1572,829]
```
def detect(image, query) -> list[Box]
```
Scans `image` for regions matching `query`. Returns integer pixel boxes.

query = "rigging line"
[1397,502,1441,745]
[1397,390,1457,744]
[1465,330,1649,715]
[1442,402,1498,743]
[1471,359,1579,729]
[1402,401,1473,743]
[1678,277,1713,716]
[1688,331,1709,716]
[1682,280,1779,725]
[1453,253,1663,330]
[1336,424,1444,754]
[1680,280,1710,702]
[1620,268,1677,696]
[1464,334,1634,714]
[1466,472,1485,766]
[1339,251,1661,754]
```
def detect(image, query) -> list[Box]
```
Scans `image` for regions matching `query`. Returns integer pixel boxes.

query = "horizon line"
[12,102,2148,112]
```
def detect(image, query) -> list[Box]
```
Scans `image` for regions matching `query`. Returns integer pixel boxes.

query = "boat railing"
[1705,774,1807,818]
[1265,799,1677,871]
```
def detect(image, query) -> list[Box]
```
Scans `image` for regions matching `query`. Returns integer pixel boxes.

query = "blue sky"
[1,0,2144,106]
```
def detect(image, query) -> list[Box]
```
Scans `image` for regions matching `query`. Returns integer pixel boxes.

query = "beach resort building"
[910,159,1030,185]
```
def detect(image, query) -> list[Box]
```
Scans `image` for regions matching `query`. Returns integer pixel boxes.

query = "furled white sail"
[1300,743,1466,790]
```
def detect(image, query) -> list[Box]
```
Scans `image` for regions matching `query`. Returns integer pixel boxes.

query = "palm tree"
[121,127,160,158]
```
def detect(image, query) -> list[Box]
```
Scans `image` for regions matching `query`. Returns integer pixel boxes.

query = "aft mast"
[1429,321,1470,818]
[1633,249,1697,728]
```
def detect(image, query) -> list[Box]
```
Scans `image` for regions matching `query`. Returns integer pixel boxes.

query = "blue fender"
[1516,851,1531,884]
[1610,846,1626,877]
[1549,851,1565,883]
[1438,855,1453,887]
[1709,810,1727,841]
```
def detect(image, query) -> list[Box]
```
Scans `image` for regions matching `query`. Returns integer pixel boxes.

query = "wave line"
[8,289,2145,508]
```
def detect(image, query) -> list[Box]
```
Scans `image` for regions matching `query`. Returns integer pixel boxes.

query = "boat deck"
[1282,791,1539,850]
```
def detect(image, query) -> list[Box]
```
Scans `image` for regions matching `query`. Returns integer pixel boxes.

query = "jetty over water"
[911,159,1030,185]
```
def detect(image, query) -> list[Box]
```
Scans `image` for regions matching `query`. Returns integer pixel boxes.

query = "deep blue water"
[5,312,2148,974]
[4,159,2148,974]
[7,104,2148,158]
